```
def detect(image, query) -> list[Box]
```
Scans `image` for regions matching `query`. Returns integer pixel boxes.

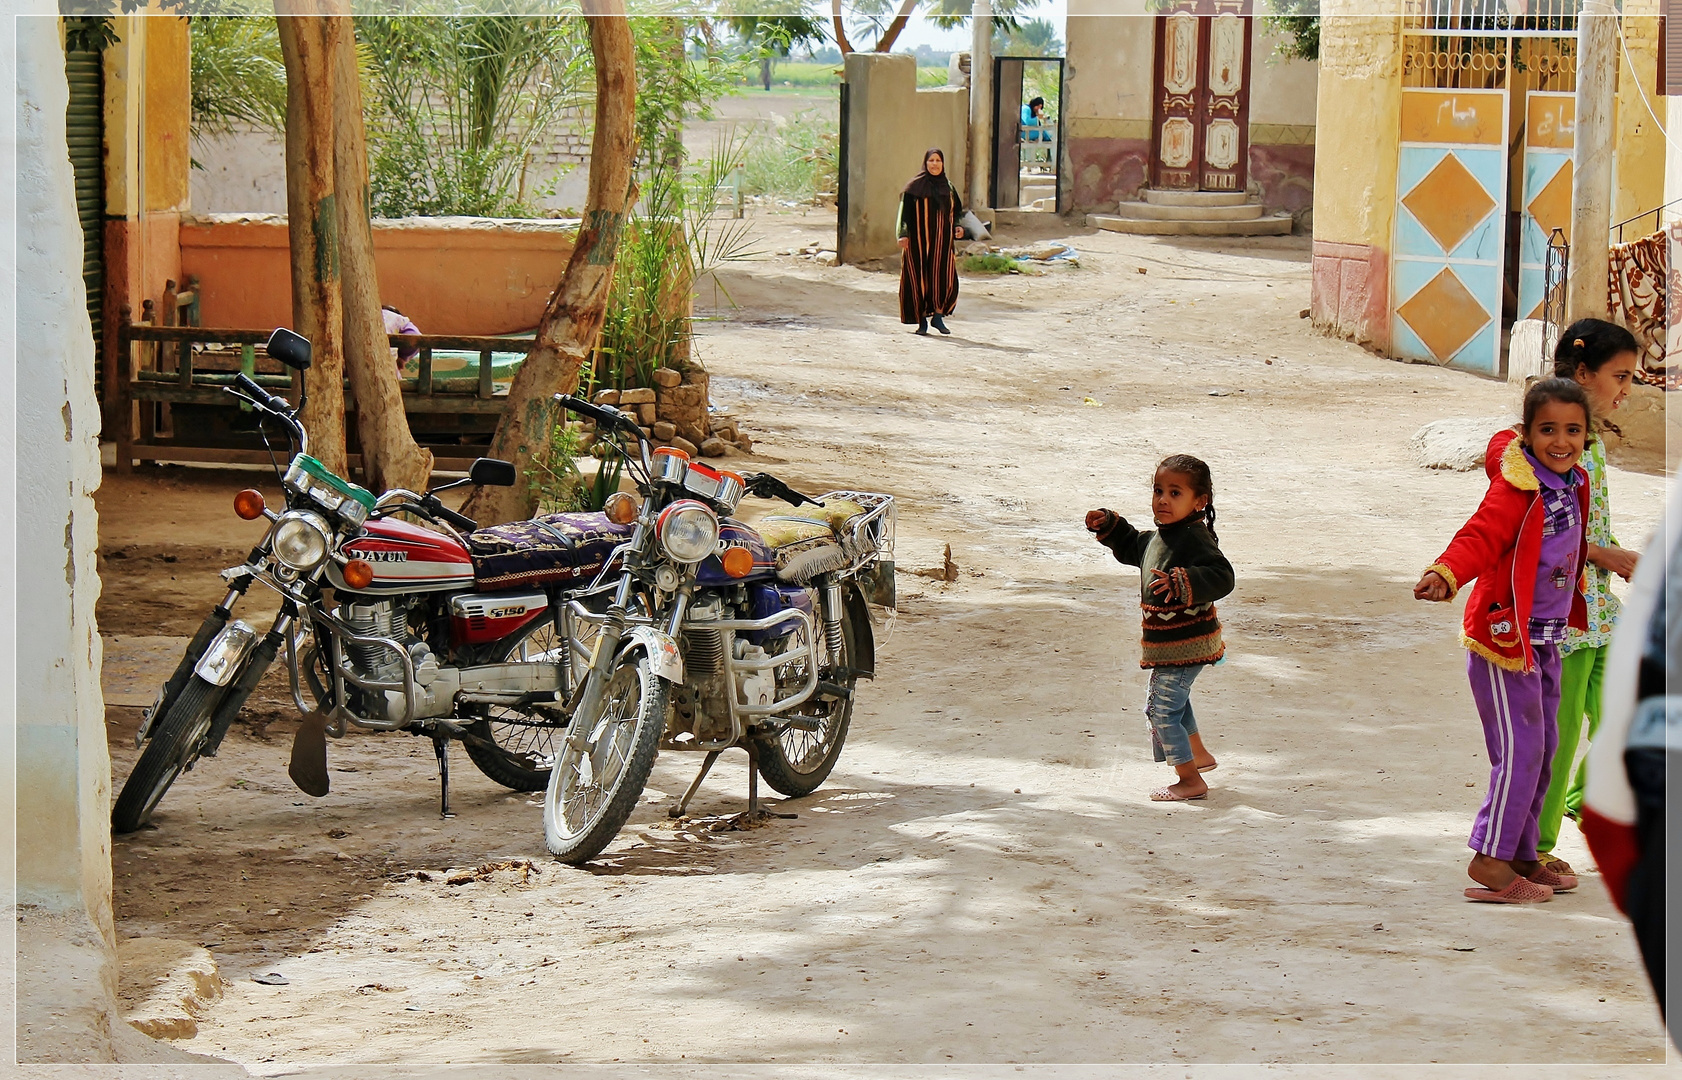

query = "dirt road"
[100,212,1671,1068]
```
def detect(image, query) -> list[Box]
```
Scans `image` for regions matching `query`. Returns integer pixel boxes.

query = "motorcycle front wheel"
[753,596,859,798]
[112,675,225,833]
[543,649,665,865]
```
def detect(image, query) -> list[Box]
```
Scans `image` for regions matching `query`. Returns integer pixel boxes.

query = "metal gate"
[1517,91,1575,321]
[65,43,104,361]
[1392,87,1508,374]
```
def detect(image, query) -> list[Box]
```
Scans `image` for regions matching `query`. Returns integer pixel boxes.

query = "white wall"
[13,12,120,1062]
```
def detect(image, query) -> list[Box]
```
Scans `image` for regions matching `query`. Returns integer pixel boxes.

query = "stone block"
[735,432,753,453]
[671,435,700,457]
[675,418,709,446]
[637,403,657,424]
[619,387,656,405]
[652,420,677,441]
[118,937,225,1041]
[659,385,703,408]
[652,367,683,388]
[593,388,620,405]
[700,437,732,458]
[1408,416,1515,472]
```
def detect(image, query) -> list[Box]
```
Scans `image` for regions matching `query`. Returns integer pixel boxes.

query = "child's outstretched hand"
[1413,570,1451,602]
[1085,509,1116,534]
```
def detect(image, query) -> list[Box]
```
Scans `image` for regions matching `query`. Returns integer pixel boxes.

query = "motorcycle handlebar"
[554,393,639,437]
[432,503,479,532]
[232,372,286,413]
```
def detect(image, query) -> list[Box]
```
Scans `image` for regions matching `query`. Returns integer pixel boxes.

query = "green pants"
[1538,643,1606,854]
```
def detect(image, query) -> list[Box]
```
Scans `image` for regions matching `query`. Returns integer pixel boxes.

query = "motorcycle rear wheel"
[112,676,224,833]
[543,650,665,864]
[463,616,573,792]
[753,598,859,798]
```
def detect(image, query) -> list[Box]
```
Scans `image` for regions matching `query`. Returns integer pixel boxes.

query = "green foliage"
[738,107,837,203]
[357,16,592,218]
[586,136,758,396]
[1262,0,1319,62]
[187,16,288,138]
[993,16,1062,57]
[63,16,118,54]
[528,420,587,515]
[582,452,625,513]
[723,12,829,57]
[960,253,1024,274]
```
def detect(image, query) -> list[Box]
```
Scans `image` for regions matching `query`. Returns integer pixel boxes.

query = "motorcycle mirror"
[266,327,313,371]
[469,458,517,487]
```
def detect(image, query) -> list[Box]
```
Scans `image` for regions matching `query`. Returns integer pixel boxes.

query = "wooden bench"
[112,312,539,475]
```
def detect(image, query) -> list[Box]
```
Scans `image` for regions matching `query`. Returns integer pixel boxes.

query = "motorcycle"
[540,392,896,864]
[112,329,630,832]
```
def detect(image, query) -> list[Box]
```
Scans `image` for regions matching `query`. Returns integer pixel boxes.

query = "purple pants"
[1465,645,1561,862]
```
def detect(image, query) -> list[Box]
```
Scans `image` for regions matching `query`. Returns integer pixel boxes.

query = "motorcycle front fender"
[194,621,260,687]
[619,626,684,684]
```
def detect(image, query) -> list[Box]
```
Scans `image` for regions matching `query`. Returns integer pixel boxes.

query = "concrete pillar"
[1611,5,1664,231]
[968,0,993,212]
[14,12,119,1062]
[1568,0,1618,320]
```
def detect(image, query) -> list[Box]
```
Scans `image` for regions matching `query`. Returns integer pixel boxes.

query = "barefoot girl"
[1087,455,1234,802]
[1416,378,1593,903]
[1484,319,1642,877]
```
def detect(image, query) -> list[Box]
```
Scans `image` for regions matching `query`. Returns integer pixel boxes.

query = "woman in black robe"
[897,148,965,335]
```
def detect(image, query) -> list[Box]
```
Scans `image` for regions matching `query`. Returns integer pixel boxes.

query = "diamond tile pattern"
[1396,268,1491,362]
[1402,153,1496,254]
[1527,161,1573,244]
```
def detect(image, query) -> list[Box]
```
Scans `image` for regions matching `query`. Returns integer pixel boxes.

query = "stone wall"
[588,367,751,459]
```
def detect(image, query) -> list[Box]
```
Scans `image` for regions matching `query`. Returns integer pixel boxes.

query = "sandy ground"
[98,210,1673,1069]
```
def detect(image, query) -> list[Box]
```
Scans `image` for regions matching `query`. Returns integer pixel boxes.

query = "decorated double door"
[1150,2,1253,193]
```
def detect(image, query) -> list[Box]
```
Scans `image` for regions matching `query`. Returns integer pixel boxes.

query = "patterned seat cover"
[466,511,634,590]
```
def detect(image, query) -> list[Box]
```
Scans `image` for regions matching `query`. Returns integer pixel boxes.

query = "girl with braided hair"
[1086,455,1234,802]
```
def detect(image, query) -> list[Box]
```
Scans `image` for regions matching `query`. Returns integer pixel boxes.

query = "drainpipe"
[1567,0,1617,321]
[969,0,992,213]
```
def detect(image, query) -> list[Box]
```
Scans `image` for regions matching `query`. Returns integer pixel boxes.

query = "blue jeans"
[1146,664,1205,766]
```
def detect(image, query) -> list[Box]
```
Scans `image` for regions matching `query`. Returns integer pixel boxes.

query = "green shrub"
[738,108,838,203]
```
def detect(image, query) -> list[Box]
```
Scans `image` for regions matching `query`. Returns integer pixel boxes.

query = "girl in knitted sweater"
[1087,455,1235,802]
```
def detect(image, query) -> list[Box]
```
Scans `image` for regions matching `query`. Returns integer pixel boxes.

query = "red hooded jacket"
[1426,434,1589,672]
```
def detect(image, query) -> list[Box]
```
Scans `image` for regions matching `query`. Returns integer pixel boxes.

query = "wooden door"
[992,58,1026,210]
[1151,12,1203,190]
[1150,4,1252,193]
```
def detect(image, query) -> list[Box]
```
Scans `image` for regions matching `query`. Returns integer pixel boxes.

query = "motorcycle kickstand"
[744,741,796,822]
[668,750,722,819]
[432,736,455,819]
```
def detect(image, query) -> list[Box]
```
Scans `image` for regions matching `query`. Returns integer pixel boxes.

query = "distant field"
[731,60,952,91]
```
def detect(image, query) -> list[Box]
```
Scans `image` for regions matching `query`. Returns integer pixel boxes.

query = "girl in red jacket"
[1415,378,1592,904]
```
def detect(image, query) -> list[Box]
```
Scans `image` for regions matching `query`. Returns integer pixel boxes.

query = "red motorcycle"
[113,329,631,832]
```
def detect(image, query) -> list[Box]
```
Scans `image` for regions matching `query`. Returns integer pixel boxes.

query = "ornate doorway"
[1149,2,1253,193]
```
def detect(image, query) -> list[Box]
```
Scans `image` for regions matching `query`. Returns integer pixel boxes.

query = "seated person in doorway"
[1021,97,1051,142]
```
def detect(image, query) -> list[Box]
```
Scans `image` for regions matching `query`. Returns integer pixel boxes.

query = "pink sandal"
[1526,865,1578,893]
[1464,877,1554,904]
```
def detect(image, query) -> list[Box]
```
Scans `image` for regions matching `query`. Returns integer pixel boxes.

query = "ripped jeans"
[1146,663,1206,766]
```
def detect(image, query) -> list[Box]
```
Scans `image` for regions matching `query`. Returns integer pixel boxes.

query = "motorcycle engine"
[339,598,442,721]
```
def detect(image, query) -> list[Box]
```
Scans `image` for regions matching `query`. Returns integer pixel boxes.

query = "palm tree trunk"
[276,7,347,476]
[460,1,638,526]
[327,3,434,494]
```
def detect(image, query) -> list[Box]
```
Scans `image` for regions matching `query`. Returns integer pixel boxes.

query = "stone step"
[1108,200,1264,222]
[1086,213,1294,237]
[1142,188,1250,207]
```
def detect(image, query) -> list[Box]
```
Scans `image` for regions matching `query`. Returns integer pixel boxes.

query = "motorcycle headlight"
[656,500,720,564]
[271,510,332,572]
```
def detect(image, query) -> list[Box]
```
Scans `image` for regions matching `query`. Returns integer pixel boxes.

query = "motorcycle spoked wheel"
[752,597,860,798]
[112,675,227,833]
[463,616,576,792]
[543,649,666,865]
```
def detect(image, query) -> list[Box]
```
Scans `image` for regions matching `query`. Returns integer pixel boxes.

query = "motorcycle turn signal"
[603,491,640,525]
[341,558,375,590]
[233,489,266,520]
[721,546,754,578]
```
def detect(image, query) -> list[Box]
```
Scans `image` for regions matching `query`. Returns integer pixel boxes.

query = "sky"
[891,0,1068,53]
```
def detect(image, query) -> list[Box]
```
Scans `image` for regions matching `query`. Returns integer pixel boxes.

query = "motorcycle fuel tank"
[695,518,777,587]
[331,517,475,594]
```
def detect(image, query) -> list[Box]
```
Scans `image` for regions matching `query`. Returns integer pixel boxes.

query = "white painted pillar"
[969,0,993,212]
[11,12,121,1063]
[1568,0,1618,320]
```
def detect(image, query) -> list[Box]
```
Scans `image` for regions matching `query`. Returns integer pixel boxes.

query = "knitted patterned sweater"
[1095,514,1234,668]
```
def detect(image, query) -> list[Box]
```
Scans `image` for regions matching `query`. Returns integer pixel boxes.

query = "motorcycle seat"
[466,511,634,590]
[754,498,867,583]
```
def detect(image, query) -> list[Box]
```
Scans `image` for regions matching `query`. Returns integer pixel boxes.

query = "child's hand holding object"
[1414,570,1451,602]
[1085,508,1116,533]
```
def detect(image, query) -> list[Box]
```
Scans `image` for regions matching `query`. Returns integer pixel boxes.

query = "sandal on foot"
[1150,788,1207,802]
[1537,851,1574,876]
[1464,877,1553,904]
[1526,865,1578,893]
[1196,761,1218,773]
